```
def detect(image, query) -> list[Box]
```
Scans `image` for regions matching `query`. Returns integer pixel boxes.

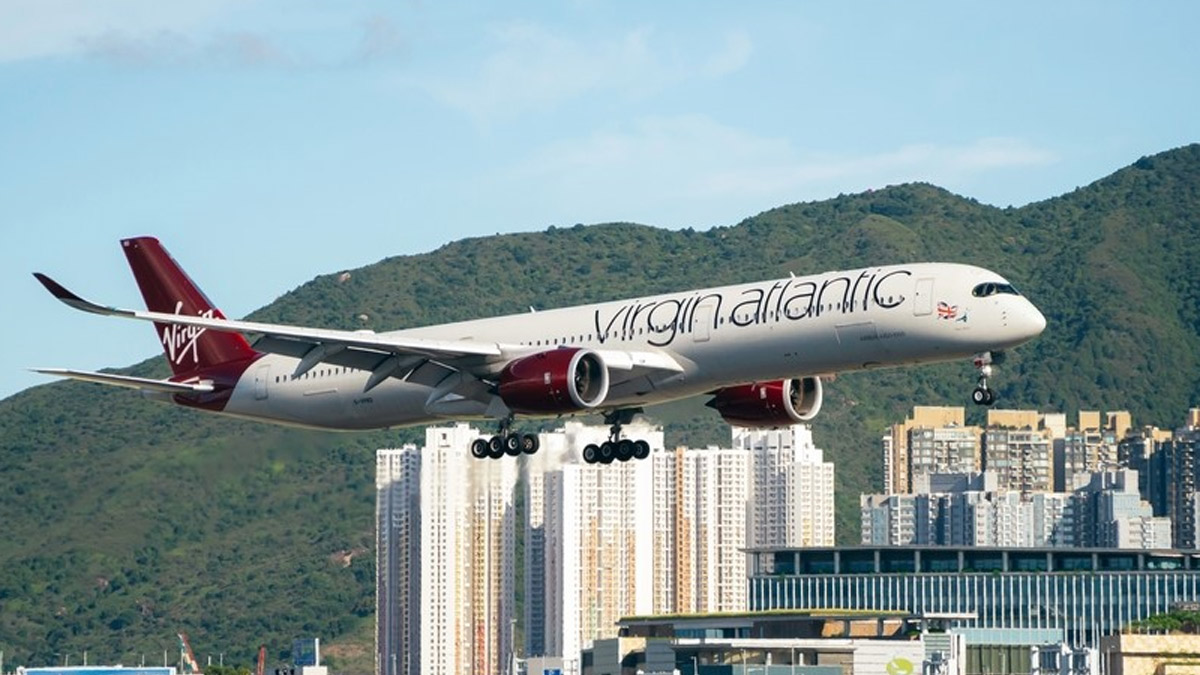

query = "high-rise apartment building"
[1029,492,1076,547]
[861,469,1169,549]
[650,447,692,615]
[1056,410,1124,491]
[860,493,918,546]
[1073,470,1172,548]
[1118,410,1200,549]
[523,457,548,658]
[376,424,517,675]
[881,434,895,494]
[525,422,831,671]
[883,406,976,494]
[909,424,981,479]
[532,422,658,669]
[380,420,837,673]
[737,426,835,548]
[376,446,421,675]
[983,426,1054,494]
[1161,429,1200,548]
[651,445,751,614]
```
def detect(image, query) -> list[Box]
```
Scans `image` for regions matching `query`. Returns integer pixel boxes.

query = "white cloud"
[0,0,238,63]
[500,118,1059,226]
[79,29,292,67]
[356,14,409,63]
[702,137,1058,198]
[423,23,753,125]
[0,0,392,68]
[510,115,784,180]
[702,30,753,77]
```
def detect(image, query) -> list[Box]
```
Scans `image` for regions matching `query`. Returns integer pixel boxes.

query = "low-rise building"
[748,545,1200,647]
[582,611,954,675]
[1100,633,1200,675]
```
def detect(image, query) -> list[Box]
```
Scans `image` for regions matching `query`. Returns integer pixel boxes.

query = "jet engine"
[705,377,823,427]
[498,347,609,415]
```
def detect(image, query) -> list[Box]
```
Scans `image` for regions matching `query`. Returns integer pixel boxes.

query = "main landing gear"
[582,409,652,465]
[470,416,540,460]
[971,351,1004,406]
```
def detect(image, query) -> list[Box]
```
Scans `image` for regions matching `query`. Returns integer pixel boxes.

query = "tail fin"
[122,237,257,378]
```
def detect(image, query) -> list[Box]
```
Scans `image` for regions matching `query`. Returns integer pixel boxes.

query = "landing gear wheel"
[521,434,540,455]
[970,352,1001,407]
[971,387,995,406]
[633,440,650,460]
[470,438,490,459]
[583,444,600,464]
[504,433,522,456]
[616,439,634,462]
[598,441,616,464]
[487,435,506,459]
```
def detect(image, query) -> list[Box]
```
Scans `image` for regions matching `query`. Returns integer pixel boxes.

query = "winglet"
[34,272,83,302]
[32,273,130,317]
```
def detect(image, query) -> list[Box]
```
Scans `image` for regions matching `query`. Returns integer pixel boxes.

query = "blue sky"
[2,1,1198,400]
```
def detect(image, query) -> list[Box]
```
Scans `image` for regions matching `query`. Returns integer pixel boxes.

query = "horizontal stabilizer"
[31,368,215,394]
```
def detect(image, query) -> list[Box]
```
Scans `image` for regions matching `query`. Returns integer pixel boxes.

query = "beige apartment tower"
[376,425,517,675]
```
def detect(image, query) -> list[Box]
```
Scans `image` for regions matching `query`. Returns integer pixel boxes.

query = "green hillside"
[2,144,1199,672]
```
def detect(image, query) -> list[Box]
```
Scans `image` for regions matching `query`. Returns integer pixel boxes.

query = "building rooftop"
[616,608,927,640]
[746,545,1200,576]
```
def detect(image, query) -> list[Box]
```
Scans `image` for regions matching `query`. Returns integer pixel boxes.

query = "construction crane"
[177,633,202,675]
[256,645,267,675]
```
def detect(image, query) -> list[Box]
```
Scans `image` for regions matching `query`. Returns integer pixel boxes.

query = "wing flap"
[253,336,402,373]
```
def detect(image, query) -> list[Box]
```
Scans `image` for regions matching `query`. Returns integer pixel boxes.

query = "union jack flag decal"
[937,301,958,320]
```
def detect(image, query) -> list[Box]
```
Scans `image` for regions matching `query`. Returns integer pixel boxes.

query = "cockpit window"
[972,282,1020,298]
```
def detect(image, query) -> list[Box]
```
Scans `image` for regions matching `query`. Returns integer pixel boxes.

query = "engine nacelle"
[498,348,610,415]
[706,377,823,428]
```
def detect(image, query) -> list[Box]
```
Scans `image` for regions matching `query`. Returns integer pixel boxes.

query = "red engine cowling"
[498,348,610,415]
[706,377,823,427]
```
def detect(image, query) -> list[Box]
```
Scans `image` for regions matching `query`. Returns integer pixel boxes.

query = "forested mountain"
[2,144,1198,673]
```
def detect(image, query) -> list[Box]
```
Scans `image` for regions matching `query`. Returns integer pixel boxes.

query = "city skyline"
[373,406,1200,674]
[869,405,1200,551]
[375,420,838,675]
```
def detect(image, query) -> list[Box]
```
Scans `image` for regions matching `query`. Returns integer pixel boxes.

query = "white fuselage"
[214,262,1045,430]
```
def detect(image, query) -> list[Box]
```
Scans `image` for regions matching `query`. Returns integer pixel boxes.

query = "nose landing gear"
[971,352,1003,406]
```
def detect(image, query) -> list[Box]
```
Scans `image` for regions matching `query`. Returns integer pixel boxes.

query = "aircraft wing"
[29,368,215,393]
[34,273,684,388]
[35,272,503,364]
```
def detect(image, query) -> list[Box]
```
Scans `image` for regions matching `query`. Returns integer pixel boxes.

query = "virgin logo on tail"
[161,300,214,366]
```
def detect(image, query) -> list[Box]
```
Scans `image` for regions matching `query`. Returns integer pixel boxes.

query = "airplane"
[33,236,1046,465]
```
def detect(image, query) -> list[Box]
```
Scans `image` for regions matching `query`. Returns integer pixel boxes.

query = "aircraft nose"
[1021,302,1047,338]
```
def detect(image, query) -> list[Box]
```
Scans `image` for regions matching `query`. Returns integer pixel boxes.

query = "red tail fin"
[122,237,258,378]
